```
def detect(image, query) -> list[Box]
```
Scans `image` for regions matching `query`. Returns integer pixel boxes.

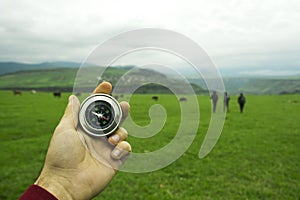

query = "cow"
[152,96,159,101]
[13,90,22,95]
[53,91,61,98]
[179,97,187,102]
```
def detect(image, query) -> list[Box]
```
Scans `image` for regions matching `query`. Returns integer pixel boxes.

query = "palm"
[45,128,117,199]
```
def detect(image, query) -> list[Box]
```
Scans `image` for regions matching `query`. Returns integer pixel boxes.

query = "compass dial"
[86,101,114,129]
[79,94,122,137]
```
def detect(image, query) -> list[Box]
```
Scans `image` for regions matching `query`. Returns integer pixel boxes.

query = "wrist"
[35,172,73,200]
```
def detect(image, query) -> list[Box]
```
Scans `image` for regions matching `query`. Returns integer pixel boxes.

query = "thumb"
[57,95,80,131]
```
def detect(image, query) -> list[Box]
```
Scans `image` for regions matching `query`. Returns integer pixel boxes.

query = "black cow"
[13,90,22,95]
[152,96,159,101]
[53,92,61,98]
[179,97,187,102]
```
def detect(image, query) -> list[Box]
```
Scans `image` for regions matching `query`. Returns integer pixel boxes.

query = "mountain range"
[0,61,299,94]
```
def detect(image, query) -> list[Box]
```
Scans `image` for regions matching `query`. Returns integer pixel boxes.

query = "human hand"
[35,82,131,200]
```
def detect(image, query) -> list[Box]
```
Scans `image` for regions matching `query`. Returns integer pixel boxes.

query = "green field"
[0,91,299,199]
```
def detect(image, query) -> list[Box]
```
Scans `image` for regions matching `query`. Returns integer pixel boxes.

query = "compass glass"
[85,100,114,129]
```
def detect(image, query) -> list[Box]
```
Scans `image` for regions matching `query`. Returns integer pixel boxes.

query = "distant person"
[237,93,246,113]
[210,91,218,113]
[224,92,230,112]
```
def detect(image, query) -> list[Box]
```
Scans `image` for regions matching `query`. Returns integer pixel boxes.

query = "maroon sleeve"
[19,185,58,200]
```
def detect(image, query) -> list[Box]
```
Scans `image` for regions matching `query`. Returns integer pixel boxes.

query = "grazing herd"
[152,96,188,102]
[11,90,189,102]
[12,90,62,98]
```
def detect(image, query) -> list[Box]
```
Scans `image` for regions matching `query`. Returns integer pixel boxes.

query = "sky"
[0,0,299,75]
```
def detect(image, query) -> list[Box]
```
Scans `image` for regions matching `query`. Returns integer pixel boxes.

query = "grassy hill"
[1,62,298,95]
[0,67,206,94]
[0,61,80,75]
[0,68,77,90]
[2,62,298,94]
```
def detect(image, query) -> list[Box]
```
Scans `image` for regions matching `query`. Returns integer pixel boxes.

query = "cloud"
[0,0,299,71]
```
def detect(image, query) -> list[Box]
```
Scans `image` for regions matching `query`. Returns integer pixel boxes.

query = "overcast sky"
[0,0,299,74]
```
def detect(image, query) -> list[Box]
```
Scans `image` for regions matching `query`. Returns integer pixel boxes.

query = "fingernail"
[68,95,74,104]
[111,148,121,159]
[111,134,120,142]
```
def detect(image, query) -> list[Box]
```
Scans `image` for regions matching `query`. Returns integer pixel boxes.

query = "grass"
[0,91,299,199]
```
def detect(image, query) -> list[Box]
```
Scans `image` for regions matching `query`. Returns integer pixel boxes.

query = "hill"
[189,77,300,95]
[239,78,300,94]
[1,61,299,94]
[0,61,81,75]
[0,67,206,94]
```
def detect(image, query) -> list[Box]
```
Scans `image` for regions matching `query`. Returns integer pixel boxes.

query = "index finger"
[93,81,112,94]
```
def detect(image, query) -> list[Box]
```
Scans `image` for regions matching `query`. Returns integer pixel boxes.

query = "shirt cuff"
[19,184,58,200]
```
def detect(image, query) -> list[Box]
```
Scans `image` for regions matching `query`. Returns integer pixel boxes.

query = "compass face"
[85,100,114,129]
[78,94,122,137]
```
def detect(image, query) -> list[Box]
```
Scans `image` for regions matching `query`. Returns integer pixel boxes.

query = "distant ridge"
[189,77,300,95]
[0,61,298,94]
[0,61,81,75]
[0,67,206,94]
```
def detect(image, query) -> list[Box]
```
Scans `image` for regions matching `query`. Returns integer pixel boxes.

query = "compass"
[79,94,122,137]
